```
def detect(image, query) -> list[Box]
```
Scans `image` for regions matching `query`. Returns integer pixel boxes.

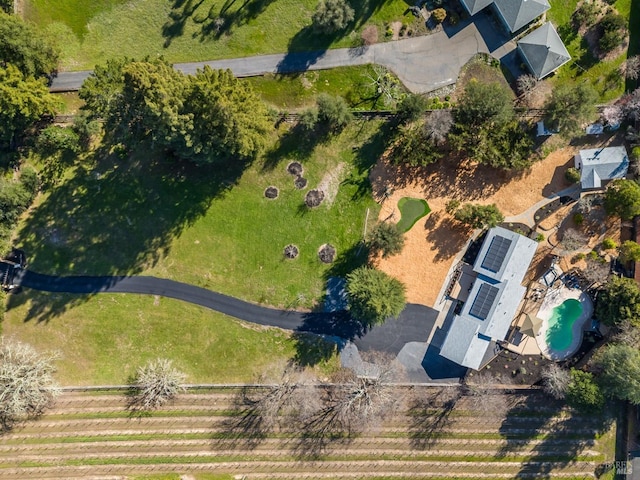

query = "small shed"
[574,146,629,190]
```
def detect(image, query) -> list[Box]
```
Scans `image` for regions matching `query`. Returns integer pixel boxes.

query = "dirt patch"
[318,162,346,206]
[390,21,403,41]
[370,146,583,306]
[294,176,308,190]
[362,25,378,45]
[318,244,336,264]
[452,55,513,103]
[287,161,303,176]
[520,80,553,109]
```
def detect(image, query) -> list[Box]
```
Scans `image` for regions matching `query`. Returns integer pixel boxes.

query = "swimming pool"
[535,287,593,360]
[545,299,583,351]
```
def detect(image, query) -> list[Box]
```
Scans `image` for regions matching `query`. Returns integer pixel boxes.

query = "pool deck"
[535,286,594,361]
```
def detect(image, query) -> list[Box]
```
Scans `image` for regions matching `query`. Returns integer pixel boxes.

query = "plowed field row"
[0,390,613,479]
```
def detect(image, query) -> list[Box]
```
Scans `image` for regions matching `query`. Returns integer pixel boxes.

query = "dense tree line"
[79,58,272,165]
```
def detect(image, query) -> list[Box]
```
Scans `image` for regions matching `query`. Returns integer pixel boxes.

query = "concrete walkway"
[51,18,507,94]
[503,184,582,228]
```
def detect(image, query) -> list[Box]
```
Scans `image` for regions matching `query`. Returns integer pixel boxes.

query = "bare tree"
[516,74,539,98]
[602,104,625,127]
[0,337,60,431]
[621,56,640,81]
[127,358,186,412]
[464,372,511,415]
[424,109,453,146]
[296,352,406,457]
[581,257,611,287]
[560,228,588,253]
[541,364,570,399]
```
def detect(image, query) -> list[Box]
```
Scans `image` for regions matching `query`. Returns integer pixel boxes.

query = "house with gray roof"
[460,0,550,33]
[574,146,629,190]
[439,227,538,370]
[517,22,571,79]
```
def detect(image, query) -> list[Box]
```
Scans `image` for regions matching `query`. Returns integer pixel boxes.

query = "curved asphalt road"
[15,269,435,345]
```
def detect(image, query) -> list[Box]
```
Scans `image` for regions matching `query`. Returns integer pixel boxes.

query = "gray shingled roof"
[439,227,538,370]
[574,146,629,190]
[517,23,571,79]
[460,0,493,15]
[493,0,550,32]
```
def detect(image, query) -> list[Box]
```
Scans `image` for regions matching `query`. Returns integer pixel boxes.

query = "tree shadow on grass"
[407,387,462,449]
[162,0,206,47]
[215,385,270,450]
[193,0,278,41]
[8,143,246,323]
[495,392,614,477]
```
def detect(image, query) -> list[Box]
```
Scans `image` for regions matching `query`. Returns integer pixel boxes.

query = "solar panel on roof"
[481,235,512,273]
[470,283,499,320]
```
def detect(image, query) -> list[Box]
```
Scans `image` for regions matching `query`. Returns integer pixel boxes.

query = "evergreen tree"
[597,344,640,404]
[604,179,640,220]
[346,266,406,326]
[594,276,640,328]
[545,83,598,136]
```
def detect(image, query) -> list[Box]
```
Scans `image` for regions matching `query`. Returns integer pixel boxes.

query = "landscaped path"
[50,14,513,94]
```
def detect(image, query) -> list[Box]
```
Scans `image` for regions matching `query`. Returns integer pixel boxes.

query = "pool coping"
[535,286,594,361]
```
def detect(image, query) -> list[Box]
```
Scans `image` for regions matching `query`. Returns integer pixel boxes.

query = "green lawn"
[396,197,430,233]
[3,290,329,385]
[14,121,384,310]
[243,65,405,111]
[548,0,633,101]
[24,0,412,71]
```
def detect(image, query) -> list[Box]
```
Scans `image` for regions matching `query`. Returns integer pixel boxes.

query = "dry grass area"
[370,147,578,306]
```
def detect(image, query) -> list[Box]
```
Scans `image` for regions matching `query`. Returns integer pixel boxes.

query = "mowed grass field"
[24,0,411,70]
[3,121,383,383]
[2,292,320,385]
[548,0,633,101]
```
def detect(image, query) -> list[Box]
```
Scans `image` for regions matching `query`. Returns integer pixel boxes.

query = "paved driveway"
[51,16,513,94]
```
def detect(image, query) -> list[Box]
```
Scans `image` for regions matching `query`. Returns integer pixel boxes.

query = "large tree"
[566,369,604,412]
[0,64,59,149]
[0,338,60,431]
[449,80,533,170]
[346,266,406,326]
[595,276,640,328]
[604,179,640,220]
[0,12,59,78]
[544,83,598,136]
[80,60,271,164]
[178,67,271,163]
[596,344,640,404]
[619,240,640,263]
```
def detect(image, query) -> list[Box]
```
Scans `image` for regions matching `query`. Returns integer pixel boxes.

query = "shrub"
[602,238,616,250]
[36,126,80,156]
[535,233,545,242]
[573,212,584,225]
[367,222,405,258]
[454,203,504,229]
[565,167,581,184]
[316,93,352,130]
[298,108,318,131]
[632,146,640,162]
[431,8,447,24]
[396,94,427,124]
[312,0,354,34]
[599,12,626,53]
[573,0,599,27]
[346,266,406,326]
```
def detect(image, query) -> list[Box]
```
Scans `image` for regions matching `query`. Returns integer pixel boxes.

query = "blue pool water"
[545,298,583,351]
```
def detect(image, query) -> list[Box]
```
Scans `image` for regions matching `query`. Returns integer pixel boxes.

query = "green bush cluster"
[0,166,39,249]
[599,12,626,53]
[573,0,600,27]
[565,167,581,184]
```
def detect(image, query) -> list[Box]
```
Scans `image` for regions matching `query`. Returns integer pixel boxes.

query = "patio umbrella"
[521,314,543,337]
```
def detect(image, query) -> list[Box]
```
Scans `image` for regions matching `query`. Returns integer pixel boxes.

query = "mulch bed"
[283,244,299,259]
[287,162,303,176]
[294,176,308,190]
[305,189,325,208]
[264,186,279,199]
[318,244,336,263]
